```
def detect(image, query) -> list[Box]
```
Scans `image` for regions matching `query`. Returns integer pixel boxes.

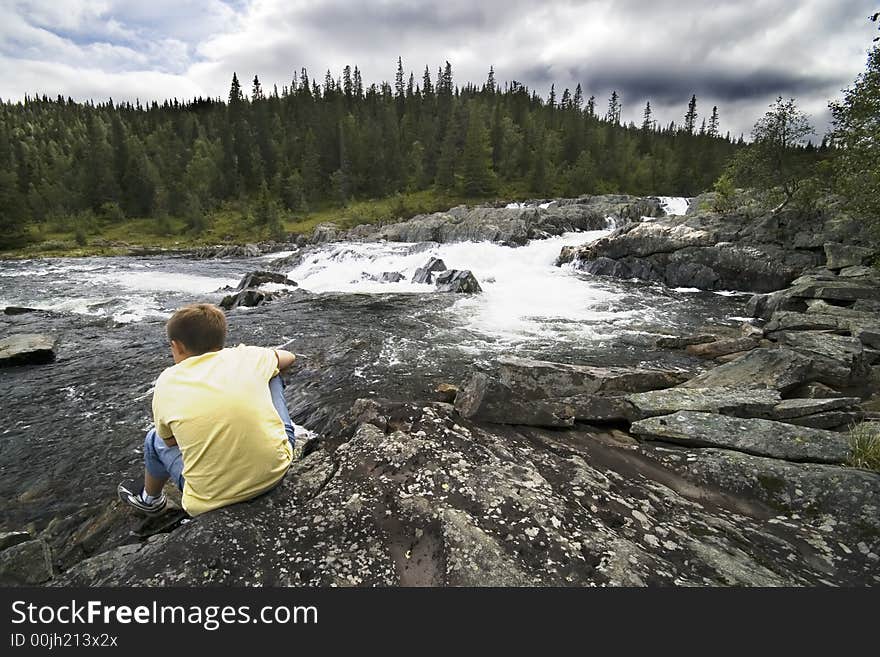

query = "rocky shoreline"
[1,195,879,586]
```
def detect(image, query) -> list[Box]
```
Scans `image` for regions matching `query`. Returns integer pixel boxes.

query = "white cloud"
[0,0,876,137]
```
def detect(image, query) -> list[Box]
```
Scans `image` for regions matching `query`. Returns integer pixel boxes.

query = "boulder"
[235,270,297,291]
[782,411,864,430]
[553,394,636,422]
[435,270,482,293]
[379,272,405,283]
[625,387,782,420]
[764,311,849,333]
[686,337,759,359]
[220,288,268,310]
[0,333,57,366]
[411,257,447,284]
[311,222,341,243]
[0,538,54,585]
[824,242,876,270]
[791,280,880,303]
[496,356,689,399]
[630,411,852,463]
[0,531,31,551]
[453,372,574,427]
[773,331,867,387]
[682,348,813,393]
[655,334,717,349]
[839,266,876,278]
[764,397,861,420]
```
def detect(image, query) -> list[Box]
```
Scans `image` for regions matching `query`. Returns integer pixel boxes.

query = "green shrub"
[847,422,880,472]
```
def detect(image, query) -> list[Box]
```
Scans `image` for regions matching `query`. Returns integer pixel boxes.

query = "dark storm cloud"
[1,0,877,136]
[571,66,841,104]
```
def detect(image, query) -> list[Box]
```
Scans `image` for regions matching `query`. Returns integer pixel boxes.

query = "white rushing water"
[1,198,701,337]
[284,229,649,344]
[659,196,691,216]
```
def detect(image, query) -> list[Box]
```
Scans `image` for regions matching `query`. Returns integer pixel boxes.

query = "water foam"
[284,230,649,345]
[659,196,691,216]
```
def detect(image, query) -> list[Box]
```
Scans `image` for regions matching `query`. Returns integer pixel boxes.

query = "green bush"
[847,422,880,472]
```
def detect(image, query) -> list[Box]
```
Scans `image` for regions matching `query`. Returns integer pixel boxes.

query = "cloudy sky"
[1,0,877,138]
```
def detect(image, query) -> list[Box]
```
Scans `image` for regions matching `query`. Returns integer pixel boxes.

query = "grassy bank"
[1,187,527,259]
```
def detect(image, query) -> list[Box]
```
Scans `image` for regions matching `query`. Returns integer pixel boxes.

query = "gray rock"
[220,288,268,310]
[630,411,852,463]
[625,387,781,420]
[686,337,759,359]
[434,270,482,293]
[0,531,31,551]
[682,348,813,393]
[824,242,876,270]
[553,394,636,422]
[0,333,57,366]
[782,411,864,430]
[793,280,880,302]
[496,355,688,399]
[379,272,404,283]
[3,306,37,316]
[650,447,880,541]
[411,257,447,284]
[0,539,54,585]
[656,334,716,349]
[235,270,297,291]
[453,372,574,427]
[764,311,849,333]
[839,266,876,278]
[765,397,861,419]
[747,290,807,320]
[773,331,867,387]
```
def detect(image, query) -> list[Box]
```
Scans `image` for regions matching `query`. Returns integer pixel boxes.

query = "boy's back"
[152,344,293,516]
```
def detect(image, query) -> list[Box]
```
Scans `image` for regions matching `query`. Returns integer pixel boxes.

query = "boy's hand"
[162,435,178,447]
[274,349,296,371]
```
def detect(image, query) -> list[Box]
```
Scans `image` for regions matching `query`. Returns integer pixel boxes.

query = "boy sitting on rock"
[118,303,296,516]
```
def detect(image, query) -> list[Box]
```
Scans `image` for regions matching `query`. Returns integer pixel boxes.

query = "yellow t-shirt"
[152,344,293,516]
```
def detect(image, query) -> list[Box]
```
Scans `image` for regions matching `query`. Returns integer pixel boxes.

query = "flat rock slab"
[686,337,759,359]
[0,333,57,366]
[765,312,849,333]
[454,372,574,427]
[824,243,876,270]
[682,348,813,393]
[0,539,54,585]
[792,281,880,302]
[497,355,688,398]
[625,387,781,420]
[766,397,861,420]
[630,411,852,463]
[782,411,864,431]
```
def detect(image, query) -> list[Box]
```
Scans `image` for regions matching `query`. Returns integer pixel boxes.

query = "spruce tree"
[460,104,497,196]
[684,94,698,134]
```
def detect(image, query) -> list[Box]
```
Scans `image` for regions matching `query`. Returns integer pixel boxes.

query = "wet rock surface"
[630,411,852,463]
[0,333,57,366]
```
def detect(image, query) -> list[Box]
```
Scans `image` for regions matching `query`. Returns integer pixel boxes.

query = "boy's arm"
[274,349,296,371]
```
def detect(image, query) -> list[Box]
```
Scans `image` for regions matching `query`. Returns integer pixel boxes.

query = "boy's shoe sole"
[117,481,167,516]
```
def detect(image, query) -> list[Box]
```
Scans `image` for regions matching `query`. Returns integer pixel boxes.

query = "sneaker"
[117,481,167,516]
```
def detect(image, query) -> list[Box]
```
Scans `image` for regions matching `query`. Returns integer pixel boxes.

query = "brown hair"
[166,303,227,355]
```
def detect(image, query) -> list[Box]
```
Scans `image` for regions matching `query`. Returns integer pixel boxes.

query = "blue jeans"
[143,375,296,490]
